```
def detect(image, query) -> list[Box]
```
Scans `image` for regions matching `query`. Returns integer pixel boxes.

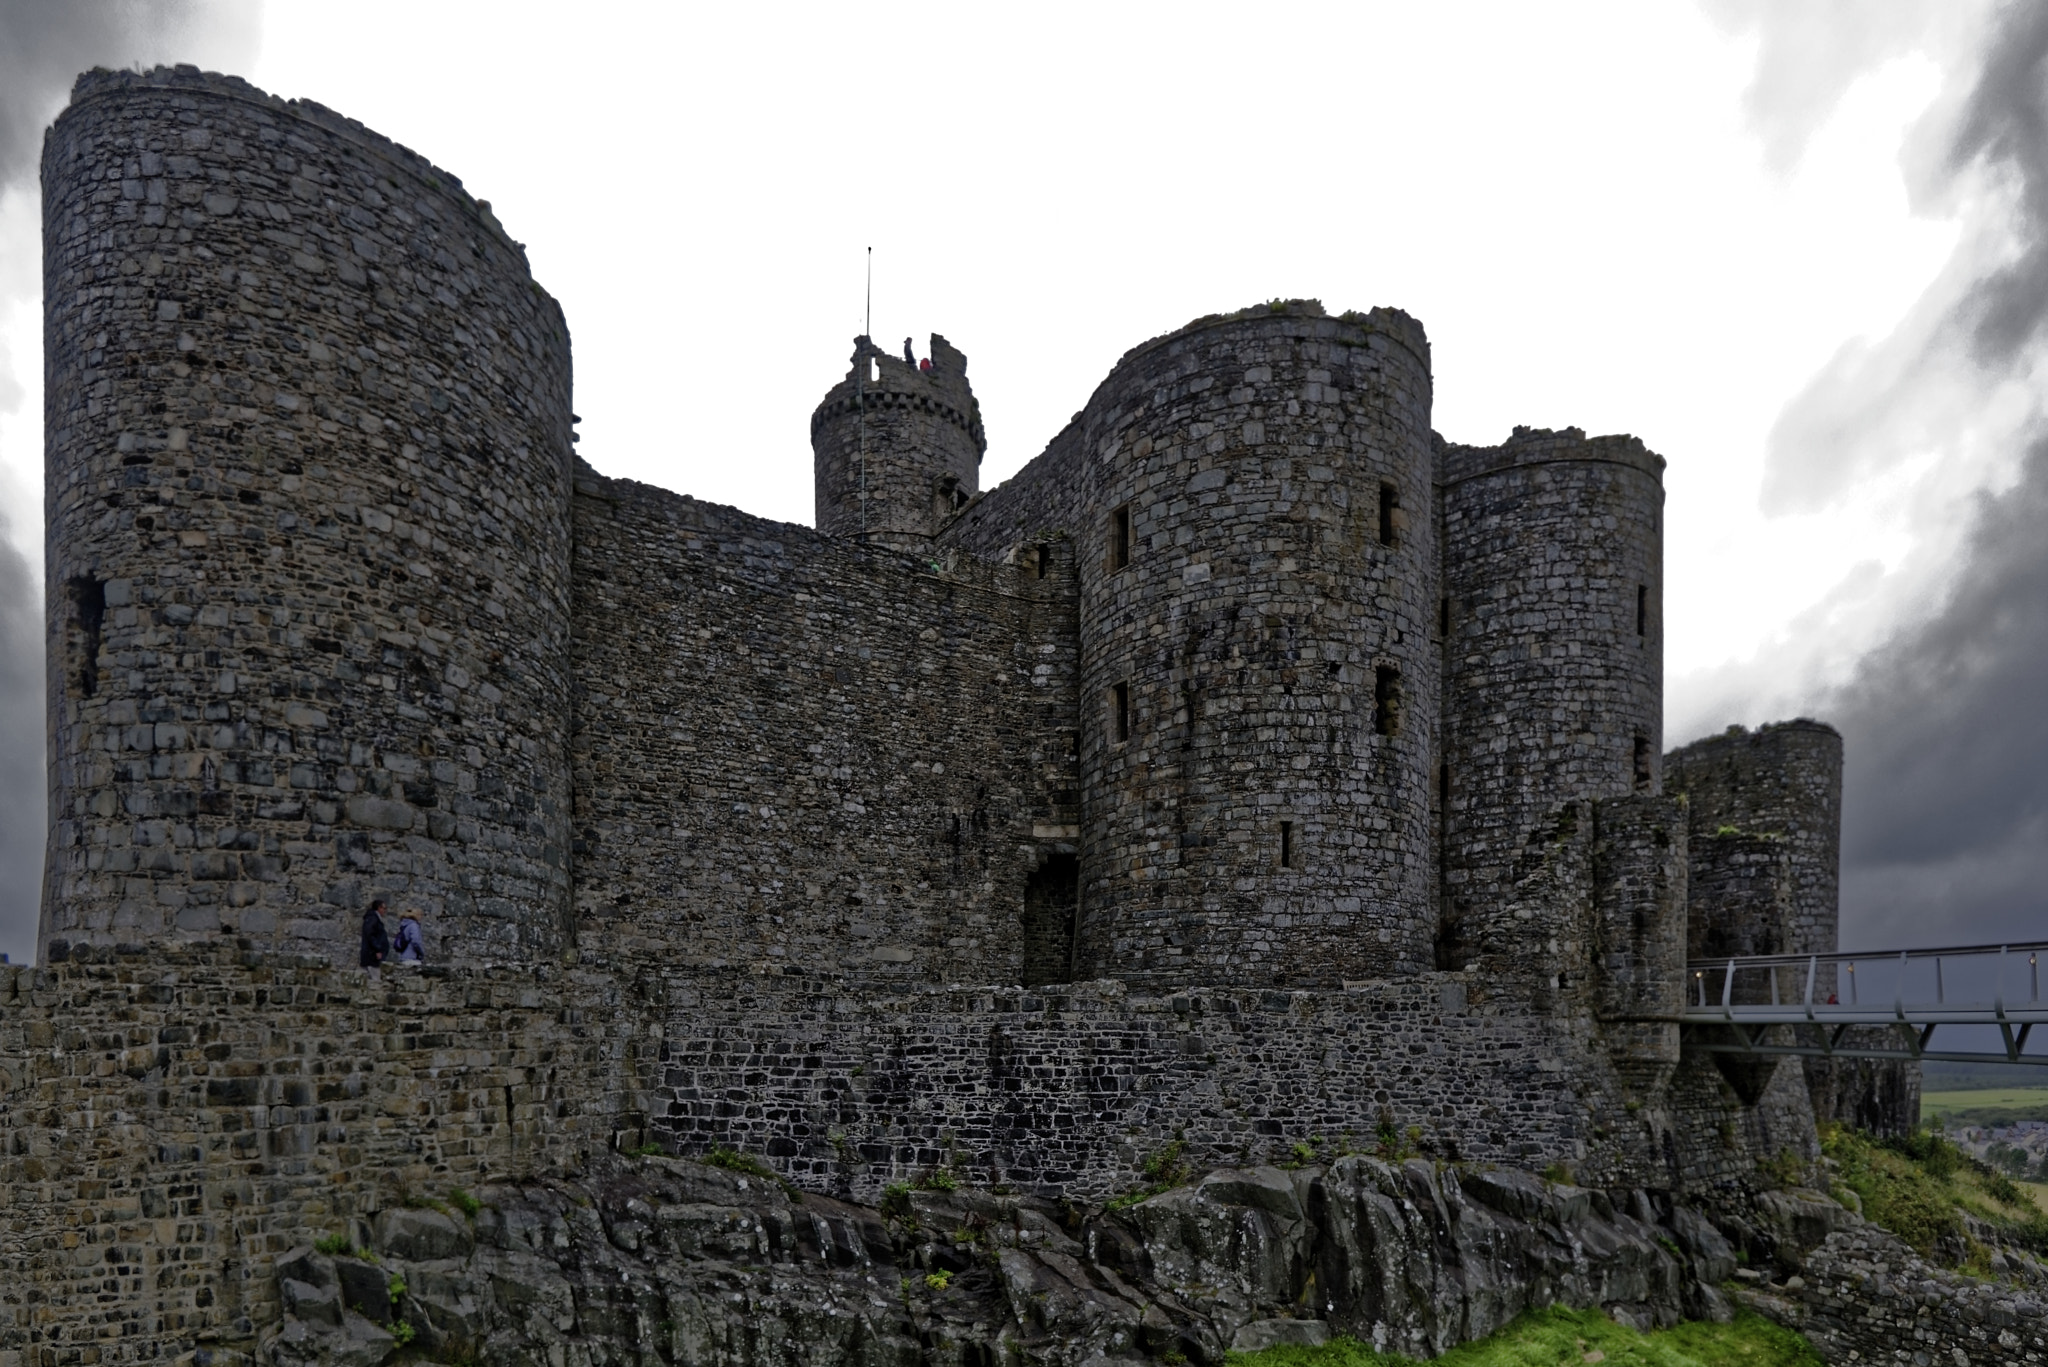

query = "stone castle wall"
[567,463,1080,986]
[0,945,652,1364]
[41,66,576,966]
[651,971,1676,1204]
[0,946,1815,1364]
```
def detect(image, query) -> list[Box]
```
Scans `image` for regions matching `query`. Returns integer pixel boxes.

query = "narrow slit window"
[1636,584,1647,637]
[1035,544,1050,579]
[1633,734,1653,789]
[1438,762,1450,809]
[1111,505,1132,570]
[1279,820,1295,869]
[67,576,105,699]
[1377,482,1398,547]
[1113,681,1131,744]
[1374,665,1400,736]
[1438,596,1449,638]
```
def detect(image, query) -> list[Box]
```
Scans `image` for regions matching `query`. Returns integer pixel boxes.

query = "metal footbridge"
[1682,941,2048,1067]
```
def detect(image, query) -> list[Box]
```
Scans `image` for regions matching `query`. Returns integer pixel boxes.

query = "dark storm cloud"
[0,1,228,186]
[1830,6,2048,949]
[1709,1,2048,949]
[1831,436,2048,947]
[0,0,259,961]
[1949,4,2048,360]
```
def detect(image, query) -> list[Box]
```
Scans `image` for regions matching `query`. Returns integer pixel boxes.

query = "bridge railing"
[1681,941,2048,1065]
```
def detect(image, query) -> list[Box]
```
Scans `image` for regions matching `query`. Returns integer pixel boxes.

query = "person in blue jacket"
[393,909,425,963]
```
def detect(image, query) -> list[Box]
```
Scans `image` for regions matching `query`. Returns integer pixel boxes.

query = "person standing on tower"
[903,336,916,365]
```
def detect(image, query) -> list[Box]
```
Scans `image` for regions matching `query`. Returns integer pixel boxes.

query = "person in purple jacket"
[393,909,425,963]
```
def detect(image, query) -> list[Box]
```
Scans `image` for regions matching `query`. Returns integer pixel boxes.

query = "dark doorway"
[1021,852,1079,986]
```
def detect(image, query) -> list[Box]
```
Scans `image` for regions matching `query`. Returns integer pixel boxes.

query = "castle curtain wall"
[568,469,1080,985]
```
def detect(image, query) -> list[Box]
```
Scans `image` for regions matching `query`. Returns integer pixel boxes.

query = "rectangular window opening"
[1377,482,1398,548]
[1438,596,1449,638]
[1438,762,1450,809]
[1113,681,1131,744]
[67,575,106,699]
[1279,820,1295,870]
[1636,584,1647,637]
[1035,544,1050,579]
[1111,505,1131,570]
[1633,734,1653,789]
[1374,665,1400,737]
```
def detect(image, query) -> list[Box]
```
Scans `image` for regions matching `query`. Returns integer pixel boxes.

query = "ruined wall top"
[1441,426,1666,486]
[68,64,531,264]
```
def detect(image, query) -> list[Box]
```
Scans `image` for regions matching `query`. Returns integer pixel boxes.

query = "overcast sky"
[0,1,2040,963]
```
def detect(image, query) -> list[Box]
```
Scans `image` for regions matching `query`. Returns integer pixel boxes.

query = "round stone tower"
[812,333,984,551]
[1071,303,1441,989]
[40,67,576,964]
[1664,719,1843,959]
[1438,427,1665,974]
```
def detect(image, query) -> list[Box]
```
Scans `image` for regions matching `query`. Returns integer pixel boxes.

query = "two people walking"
[359,899,426,969]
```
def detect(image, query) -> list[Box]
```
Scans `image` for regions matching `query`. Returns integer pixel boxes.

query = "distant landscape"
[1920,1060,2048,1127]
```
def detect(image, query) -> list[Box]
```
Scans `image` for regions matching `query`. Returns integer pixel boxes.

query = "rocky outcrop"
[266,1153,1733,1365]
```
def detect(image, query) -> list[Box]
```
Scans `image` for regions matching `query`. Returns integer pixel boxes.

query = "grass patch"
[1922,1086,2048,1127]
[1821,1124,2048,1258]
[704,1146,778,1180]
[1225,1305,1821,1366]
[1106,1138,1193,1211]
[702,1145,797,1196]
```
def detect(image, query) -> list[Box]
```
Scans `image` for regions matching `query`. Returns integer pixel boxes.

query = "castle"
[2,64,1921,1359]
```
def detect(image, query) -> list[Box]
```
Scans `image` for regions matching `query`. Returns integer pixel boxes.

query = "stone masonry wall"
[1665,720,1842,961]
[650,968,1701,1205]
[0,944,654,1364]
[948,415,1090,560]
[1664,1048,1824,1193]
[569,463,1081,988]
[1685,832,1793,966]
[0,946,1823,1363]
[1741,1223,2048,1366]
[1591,795,1687,1092]
[957,302,1441,990]
[1439,428,1665,979]
[41,67,577,966]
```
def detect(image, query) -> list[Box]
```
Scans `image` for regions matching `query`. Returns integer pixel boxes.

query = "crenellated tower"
[812,333,984,550]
